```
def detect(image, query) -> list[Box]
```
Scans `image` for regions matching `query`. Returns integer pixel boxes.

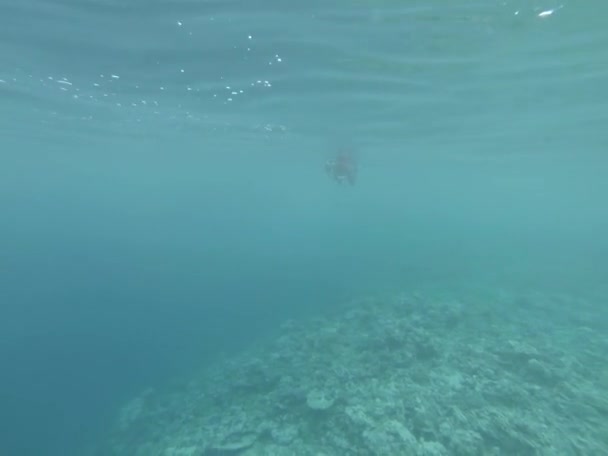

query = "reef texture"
[98,288,608,455]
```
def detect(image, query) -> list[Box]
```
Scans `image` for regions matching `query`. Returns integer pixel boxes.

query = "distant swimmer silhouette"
[325,150,357,185]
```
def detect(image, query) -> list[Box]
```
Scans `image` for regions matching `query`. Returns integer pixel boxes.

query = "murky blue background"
[1,0,607,454]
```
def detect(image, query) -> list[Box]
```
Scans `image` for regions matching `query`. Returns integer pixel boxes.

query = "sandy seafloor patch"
[95,287,608,455]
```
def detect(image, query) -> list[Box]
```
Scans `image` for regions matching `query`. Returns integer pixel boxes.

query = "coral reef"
[97,287,608,455]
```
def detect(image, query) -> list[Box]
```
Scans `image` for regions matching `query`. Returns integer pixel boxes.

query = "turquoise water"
[1,0,607,454]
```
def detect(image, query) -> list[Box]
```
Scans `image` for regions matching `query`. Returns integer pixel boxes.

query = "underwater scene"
[1,0,607,455]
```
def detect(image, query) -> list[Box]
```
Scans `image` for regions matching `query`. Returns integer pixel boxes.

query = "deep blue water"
[1,0,607,454]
